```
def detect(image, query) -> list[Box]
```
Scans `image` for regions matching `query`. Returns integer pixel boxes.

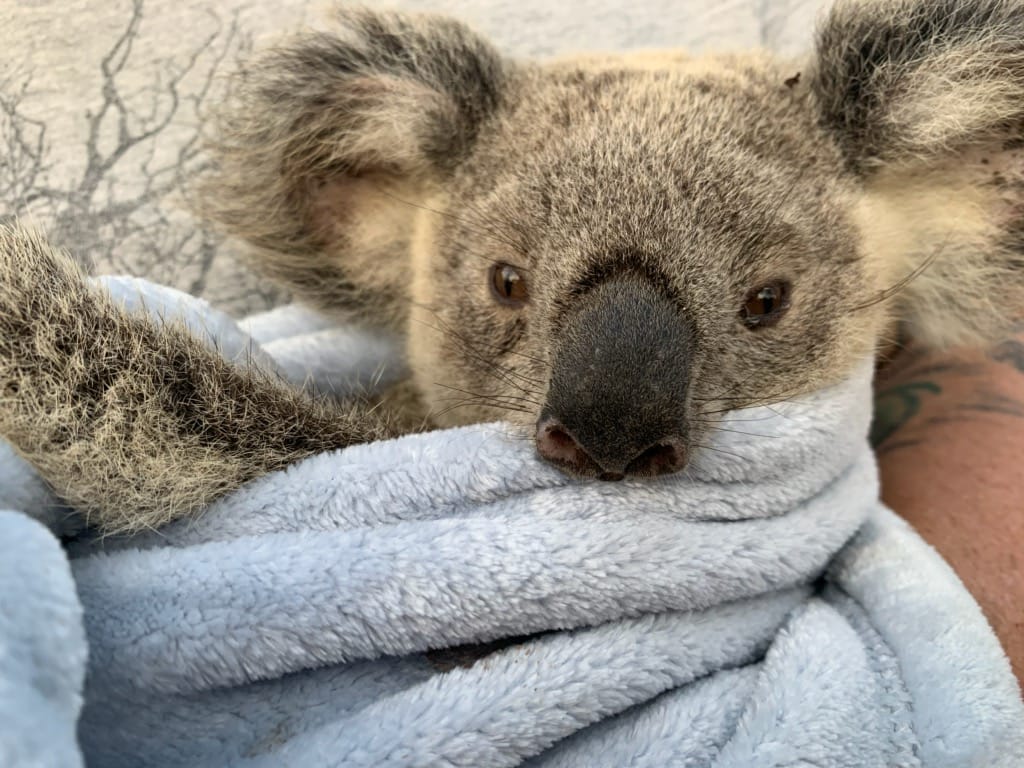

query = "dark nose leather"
[536,275,693,479]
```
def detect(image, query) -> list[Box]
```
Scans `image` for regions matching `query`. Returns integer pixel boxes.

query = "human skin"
[873,332,1024,685]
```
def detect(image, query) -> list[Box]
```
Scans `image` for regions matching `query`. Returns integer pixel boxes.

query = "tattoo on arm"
[871,332,1024,452]
[993,339,1024,374]
[870,381,941,449]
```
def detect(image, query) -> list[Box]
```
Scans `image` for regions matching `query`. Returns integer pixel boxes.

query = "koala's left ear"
[809,0,1024,347]
[199,9,507,328]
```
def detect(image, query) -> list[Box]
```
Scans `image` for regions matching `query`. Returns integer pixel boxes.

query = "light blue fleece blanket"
[1,276,1022,768]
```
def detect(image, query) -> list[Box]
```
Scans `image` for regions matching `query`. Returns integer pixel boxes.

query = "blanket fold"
[1,276,1022,767]
[0,511,86,768]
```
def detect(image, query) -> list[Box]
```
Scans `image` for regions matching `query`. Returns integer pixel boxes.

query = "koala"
[0,0,1022,534]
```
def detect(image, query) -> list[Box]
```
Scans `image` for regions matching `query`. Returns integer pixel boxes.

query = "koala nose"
[536,416,688,480]
[537,273,694,481]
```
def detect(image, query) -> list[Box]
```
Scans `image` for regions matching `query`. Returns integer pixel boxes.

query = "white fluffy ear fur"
[198,9,506,329]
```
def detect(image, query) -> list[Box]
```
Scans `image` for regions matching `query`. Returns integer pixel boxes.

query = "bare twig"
[0,0,276,313]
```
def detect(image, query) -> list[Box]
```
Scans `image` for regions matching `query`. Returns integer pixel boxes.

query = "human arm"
[873,334,1024,684]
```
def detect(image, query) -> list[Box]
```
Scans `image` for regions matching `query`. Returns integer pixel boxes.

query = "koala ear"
[198,10,507,328]
[810,0,1024,347]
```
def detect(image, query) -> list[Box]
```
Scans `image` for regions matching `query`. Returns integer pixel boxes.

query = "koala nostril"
[535,417,601,475]
[536,419,579,462]
[625,441,687,478]
[536,415,688,480]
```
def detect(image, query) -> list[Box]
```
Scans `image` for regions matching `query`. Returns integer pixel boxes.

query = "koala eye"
[490,263,529,307]
[740,281,791,329]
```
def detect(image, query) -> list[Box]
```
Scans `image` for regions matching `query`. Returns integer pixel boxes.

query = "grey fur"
[812,0,1024,169]
[0,226,407,533]
[1,0,1022,532]
[196,8,507,328]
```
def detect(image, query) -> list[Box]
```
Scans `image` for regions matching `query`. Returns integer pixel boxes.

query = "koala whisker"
[690,443,750,464]
[694,393,792,403]
[434,393,534,408]
[693,392,786,408]
[412,310,546,395]
[695,379,810,411]
[848,247,942,313]
[473,342,547,368]
[692,413,779,424]
[698,404,780,418]
[431,399,532,422]
[432,381,542,409]
[697,424,780,439]
[689,371,769,404]
[697,395,799,418]
[456,339,545,388]
[442,333,543,395]
[416,310,549,369]
[432,399,532,421]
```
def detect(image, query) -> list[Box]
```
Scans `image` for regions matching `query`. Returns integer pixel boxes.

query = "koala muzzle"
[537,276,693,480]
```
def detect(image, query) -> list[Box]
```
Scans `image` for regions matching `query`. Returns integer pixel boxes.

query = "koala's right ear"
[199,9,507,328]
[808,0,1024,347]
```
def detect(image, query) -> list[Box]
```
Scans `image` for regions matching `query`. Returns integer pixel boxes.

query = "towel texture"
[0,511,86,768]
[1,275,1021,767]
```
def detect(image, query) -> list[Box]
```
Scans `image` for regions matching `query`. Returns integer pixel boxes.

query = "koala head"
[200,0,1024,480]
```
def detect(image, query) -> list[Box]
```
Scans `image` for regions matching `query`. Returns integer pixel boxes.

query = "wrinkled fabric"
[0,276,1020,767]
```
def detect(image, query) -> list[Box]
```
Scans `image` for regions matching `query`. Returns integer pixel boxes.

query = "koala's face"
[203,4,1024,481]
[406,59,884,477]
